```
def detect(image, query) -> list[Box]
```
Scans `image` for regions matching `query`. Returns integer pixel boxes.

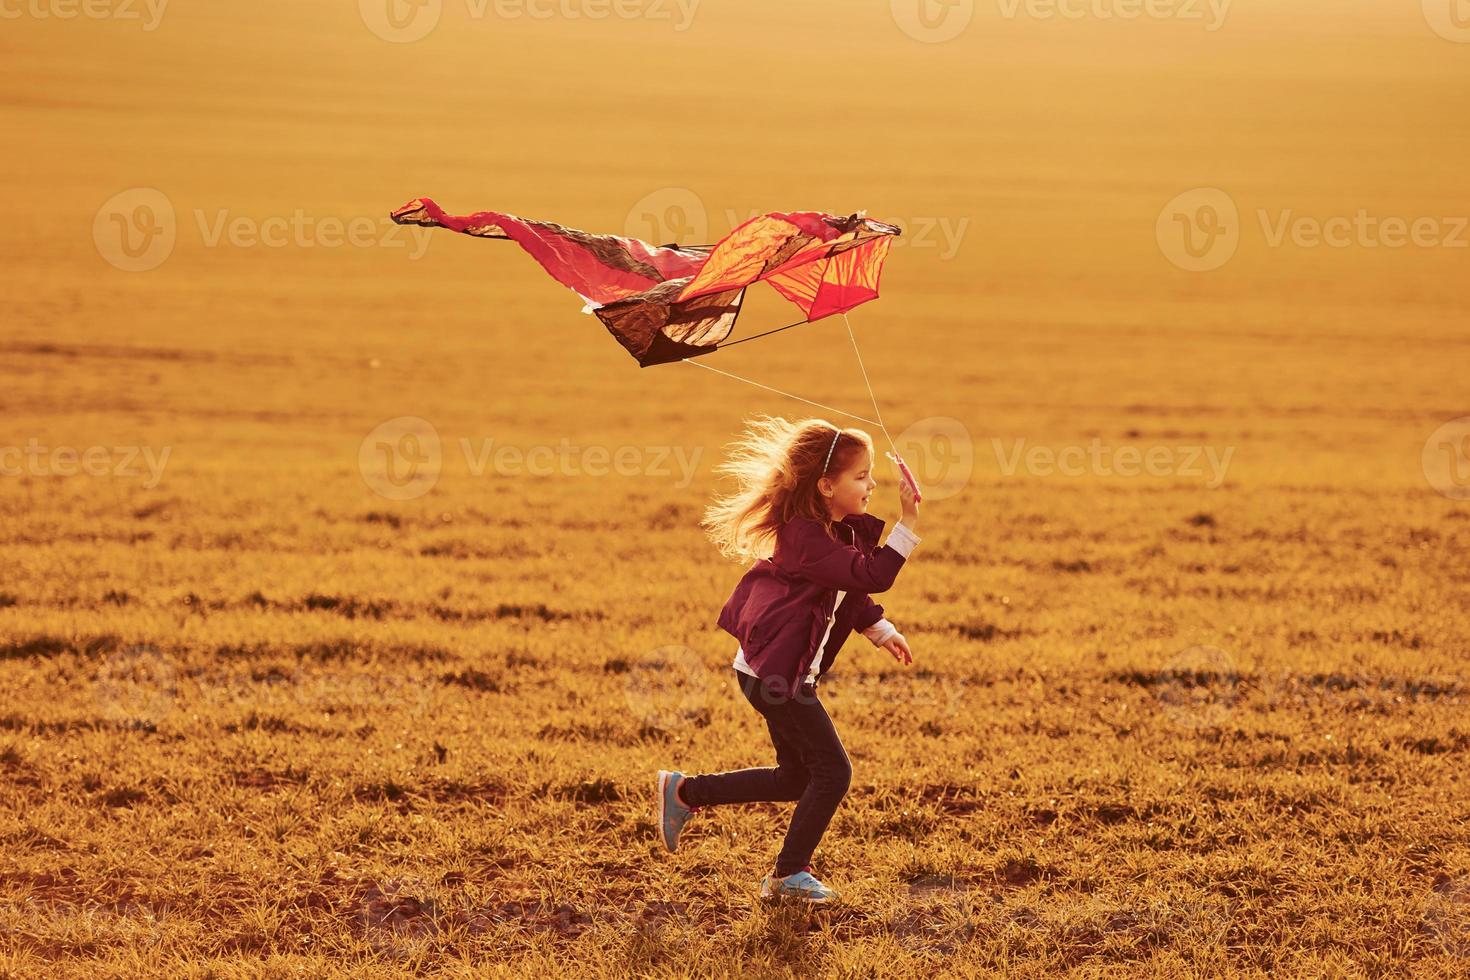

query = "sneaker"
[759,866,838,903]
[656,770,699,852]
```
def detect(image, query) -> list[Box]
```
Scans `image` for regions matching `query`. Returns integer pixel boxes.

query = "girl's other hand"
[884,635,912,667]
[897,474,920,530]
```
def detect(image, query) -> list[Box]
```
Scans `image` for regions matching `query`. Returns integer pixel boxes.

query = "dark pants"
[679,669,852,878]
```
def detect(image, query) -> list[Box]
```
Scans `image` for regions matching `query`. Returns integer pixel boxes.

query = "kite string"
[840,312,900,459]
[679,311,904,456]
[678,358,881,428]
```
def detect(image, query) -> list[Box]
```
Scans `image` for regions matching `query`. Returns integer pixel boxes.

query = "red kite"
[389,198,900,367]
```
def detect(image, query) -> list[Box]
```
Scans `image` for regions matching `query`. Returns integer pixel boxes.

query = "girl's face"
[822,448,877,520]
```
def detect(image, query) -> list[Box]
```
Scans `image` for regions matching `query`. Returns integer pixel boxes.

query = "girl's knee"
[815,755,852,796]
[774,766,809,800]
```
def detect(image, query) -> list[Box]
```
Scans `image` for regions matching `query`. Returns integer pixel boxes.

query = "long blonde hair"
[701,414,875,563]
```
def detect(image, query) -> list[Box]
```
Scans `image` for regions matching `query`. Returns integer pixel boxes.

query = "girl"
[655,415,922,904]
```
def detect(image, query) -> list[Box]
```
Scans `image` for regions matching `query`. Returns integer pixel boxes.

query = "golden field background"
[2,0,1469,975]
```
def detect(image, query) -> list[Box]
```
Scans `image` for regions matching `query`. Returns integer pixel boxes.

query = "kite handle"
[885,451,923,504]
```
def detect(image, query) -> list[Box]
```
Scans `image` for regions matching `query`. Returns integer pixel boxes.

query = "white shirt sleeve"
[861,618,900,648]
[885,521,921,559]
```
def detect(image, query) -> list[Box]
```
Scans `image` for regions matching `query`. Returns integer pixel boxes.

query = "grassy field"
[3,0,1469,975]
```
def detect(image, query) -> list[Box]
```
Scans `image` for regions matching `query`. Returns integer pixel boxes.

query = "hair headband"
[822,427,841,474]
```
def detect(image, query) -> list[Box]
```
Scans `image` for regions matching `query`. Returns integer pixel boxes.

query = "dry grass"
[3,0,1469,975]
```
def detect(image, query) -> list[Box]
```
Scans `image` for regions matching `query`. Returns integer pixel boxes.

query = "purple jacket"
[716,512,906,694]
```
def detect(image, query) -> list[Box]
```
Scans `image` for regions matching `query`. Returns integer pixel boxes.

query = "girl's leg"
[678,671,811,809]
[757,684,852,878]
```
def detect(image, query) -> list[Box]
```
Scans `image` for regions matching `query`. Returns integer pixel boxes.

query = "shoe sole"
[656,770,674,852]
[760,880,835,904]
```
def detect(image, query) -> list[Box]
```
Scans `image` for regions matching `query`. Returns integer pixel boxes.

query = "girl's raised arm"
[787,520,910,593]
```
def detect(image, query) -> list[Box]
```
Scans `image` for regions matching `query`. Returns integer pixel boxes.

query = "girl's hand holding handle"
[897,472,920,531]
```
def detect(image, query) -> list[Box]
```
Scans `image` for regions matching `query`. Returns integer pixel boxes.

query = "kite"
[388,197,921,499]
[389,198,900,368]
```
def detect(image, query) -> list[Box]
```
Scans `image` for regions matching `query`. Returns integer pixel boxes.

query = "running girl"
[655,415,922,904]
